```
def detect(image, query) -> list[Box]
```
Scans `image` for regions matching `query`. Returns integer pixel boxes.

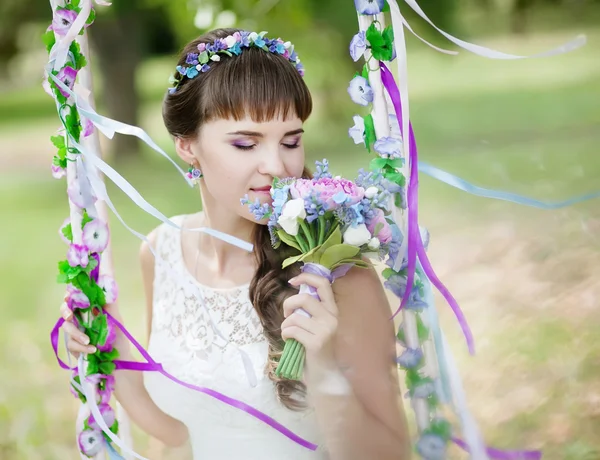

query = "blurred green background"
[1,0,599,458]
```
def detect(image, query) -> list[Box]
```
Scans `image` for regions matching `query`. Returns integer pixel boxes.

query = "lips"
[252,187,271,192]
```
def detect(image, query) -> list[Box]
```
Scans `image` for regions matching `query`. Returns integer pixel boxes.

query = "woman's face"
[177,113,306,223]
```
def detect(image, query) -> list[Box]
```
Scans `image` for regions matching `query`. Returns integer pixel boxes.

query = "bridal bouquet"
[242,160,395,380]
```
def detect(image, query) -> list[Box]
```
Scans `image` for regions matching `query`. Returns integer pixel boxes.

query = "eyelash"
[233,142,301,151]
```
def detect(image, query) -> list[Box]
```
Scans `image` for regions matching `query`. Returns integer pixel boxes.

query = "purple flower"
[291,177,365,209]
[52,164,66,179]
[51,8,78,36]
[67,244,89,268]
[384,272,407,298]
[349,31,368,62]
[348,115,365,144]
[67,180,85,209]
[82,219,109,253]
[78,428,105,457]
[396,348,423,368]
[313,159,332,180]
[98,275,119,304]
[197,43,207,52]
[413,381,435,398]
[66,284,90,310]
[199,64,210,73]
[56,66,78,98]
[96,320,116,352]
[88,403,116,431]
[347,76,373,106]
[87,374,115,404]
[416,433,447,460]
[186,53,199,65]
[90,253,100,282]
[354,0,385,15]
[82,117,94,137]
[374,136,403,159]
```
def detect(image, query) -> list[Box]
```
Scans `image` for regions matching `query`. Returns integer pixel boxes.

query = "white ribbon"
[50,0,92,71]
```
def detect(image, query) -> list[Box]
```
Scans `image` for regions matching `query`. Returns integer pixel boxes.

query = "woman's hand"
[281,273,339,375]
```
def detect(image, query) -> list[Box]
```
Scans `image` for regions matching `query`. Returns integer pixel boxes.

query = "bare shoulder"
[332,261,389,314]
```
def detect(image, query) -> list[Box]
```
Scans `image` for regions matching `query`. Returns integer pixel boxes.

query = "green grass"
[1,27,599,459]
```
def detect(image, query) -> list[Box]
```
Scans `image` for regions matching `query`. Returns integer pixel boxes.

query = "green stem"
[300,221,315,249]
[287,344,304,379]
[291,347,305,380]
[318,215,326,246]
[295,232,309,253]
[278,340,299,377]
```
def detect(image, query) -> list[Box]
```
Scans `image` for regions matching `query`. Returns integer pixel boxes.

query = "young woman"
[61,27,410,460]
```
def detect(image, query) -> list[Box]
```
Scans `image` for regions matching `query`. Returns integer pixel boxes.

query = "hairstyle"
[162,28,313,410]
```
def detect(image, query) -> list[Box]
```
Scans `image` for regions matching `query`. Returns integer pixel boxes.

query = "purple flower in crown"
[66,284,90,310]
[78,428,105,456]
[88,403,116,431]
[347,75,374,106]
[186,53,199,65]
[199,64,210,73]
[374,136,403,159]
[296,62,305,77]
[354,0,385,15]
[56,66,78,98]
[239,31,252,47]
[416,434,447,460]
[51,8,78,36]
[82,219,109,254]
[67,243,89,268]
[397,348,423,369]
[349,31,368,62]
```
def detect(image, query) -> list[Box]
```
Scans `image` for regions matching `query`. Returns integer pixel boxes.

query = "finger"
[289,273,336,313]
[281,325,316,349]
[283,294,326,319]
[67,337,96,355]
[62,321,91,346]
[60,302,73,321]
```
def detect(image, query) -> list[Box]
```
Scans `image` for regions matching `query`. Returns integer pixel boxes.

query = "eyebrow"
[226,128,305,137]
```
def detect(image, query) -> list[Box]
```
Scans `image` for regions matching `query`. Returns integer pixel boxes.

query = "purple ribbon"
[50,314,318,451]
[379,62,475,355]
[453,437,542,459]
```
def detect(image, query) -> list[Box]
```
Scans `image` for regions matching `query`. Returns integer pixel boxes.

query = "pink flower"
[88,403,116,431]
[51,164,66,179]
[78,428,105,457]
[290,178,365,210]
[67,180,85,209]
[56,66,78,98]
[82,117,94,137]
[82,219,109,253]
[98,275,118,304]
[87,374,115,404]
[197,43,207,52]
[67,284,90,310]
[51,8,78,36]
[67,243,89,268]
[367,209,392,244]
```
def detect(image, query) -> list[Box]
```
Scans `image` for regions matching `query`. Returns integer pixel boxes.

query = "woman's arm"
[111,230,189,447]
[285,266,410,460]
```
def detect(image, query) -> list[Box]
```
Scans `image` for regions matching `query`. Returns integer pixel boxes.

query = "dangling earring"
[187,164,203,185]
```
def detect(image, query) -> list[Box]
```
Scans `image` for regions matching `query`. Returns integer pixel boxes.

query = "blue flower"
[240,31,251,47]
[275,42,286,54]
[413,382,435,398]
[333,192,349,205]
[186,67,199,79]
[229,43,242,55]
[384,273,407,298]
[313,159,332,180]
[406,291,428,311]
[186,53,199,65]
[354,0,385,15]
[350,202,365,224]
[374,136,403,159]
[272,187,290,216]
[176,65,187,76]
[254,37,266,48]
[348,115,365,145]
[347,76,374,106]
[349,31,368,62]
[396,348,423,369]
[199,64,211,73]
[416,434,447,460]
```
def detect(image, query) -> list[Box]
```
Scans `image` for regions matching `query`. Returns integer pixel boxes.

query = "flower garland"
[44,1,122,457]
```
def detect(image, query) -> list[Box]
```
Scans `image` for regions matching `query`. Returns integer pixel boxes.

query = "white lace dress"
[143,215,327,459]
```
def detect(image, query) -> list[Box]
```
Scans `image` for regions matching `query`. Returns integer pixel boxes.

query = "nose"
[257,144,287,178]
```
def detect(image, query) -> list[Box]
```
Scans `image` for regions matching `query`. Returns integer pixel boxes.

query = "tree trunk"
[89,12,142,161]
[511,0,535,34]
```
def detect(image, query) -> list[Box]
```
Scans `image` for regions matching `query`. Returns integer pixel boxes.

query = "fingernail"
[88,346,97,353]
[288,277,297,285]
[82,336,90,345]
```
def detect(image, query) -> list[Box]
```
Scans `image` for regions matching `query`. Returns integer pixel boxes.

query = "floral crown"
[168,31,304,93]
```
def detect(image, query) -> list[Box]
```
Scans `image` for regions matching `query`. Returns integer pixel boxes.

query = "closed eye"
[233,144,256,151]
[282,143,301,149]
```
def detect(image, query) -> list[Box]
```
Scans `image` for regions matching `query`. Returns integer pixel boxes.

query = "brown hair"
[162,28,313,410]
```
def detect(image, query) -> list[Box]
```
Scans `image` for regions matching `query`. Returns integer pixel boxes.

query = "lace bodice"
[143,215,326,459]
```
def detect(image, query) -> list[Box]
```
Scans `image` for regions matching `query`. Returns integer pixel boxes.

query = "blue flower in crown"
[354,0,385,15]
[186,53,199,65]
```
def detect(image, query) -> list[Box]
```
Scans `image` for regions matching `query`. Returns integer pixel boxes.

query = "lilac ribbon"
[300,263,355,299]
[453,437,542,459]
[50,314,318,451]
[379,62,475,355]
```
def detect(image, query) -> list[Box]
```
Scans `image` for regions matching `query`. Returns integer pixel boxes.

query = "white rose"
[224,35,238,48]
[284,41,292,49]
[367,237,381,250]
[343,224,372,247]
[277,199,306,236]
[365,186,379,199]
[210,54,221,62]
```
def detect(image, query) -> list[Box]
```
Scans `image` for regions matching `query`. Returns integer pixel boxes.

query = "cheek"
[286,149,306,177]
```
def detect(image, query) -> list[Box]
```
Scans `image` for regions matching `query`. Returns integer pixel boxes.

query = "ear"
[174,136,199,165]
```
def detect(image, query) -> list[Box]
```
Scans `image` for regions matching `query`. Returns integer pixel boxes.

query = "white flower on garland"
[343,223,372,247]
